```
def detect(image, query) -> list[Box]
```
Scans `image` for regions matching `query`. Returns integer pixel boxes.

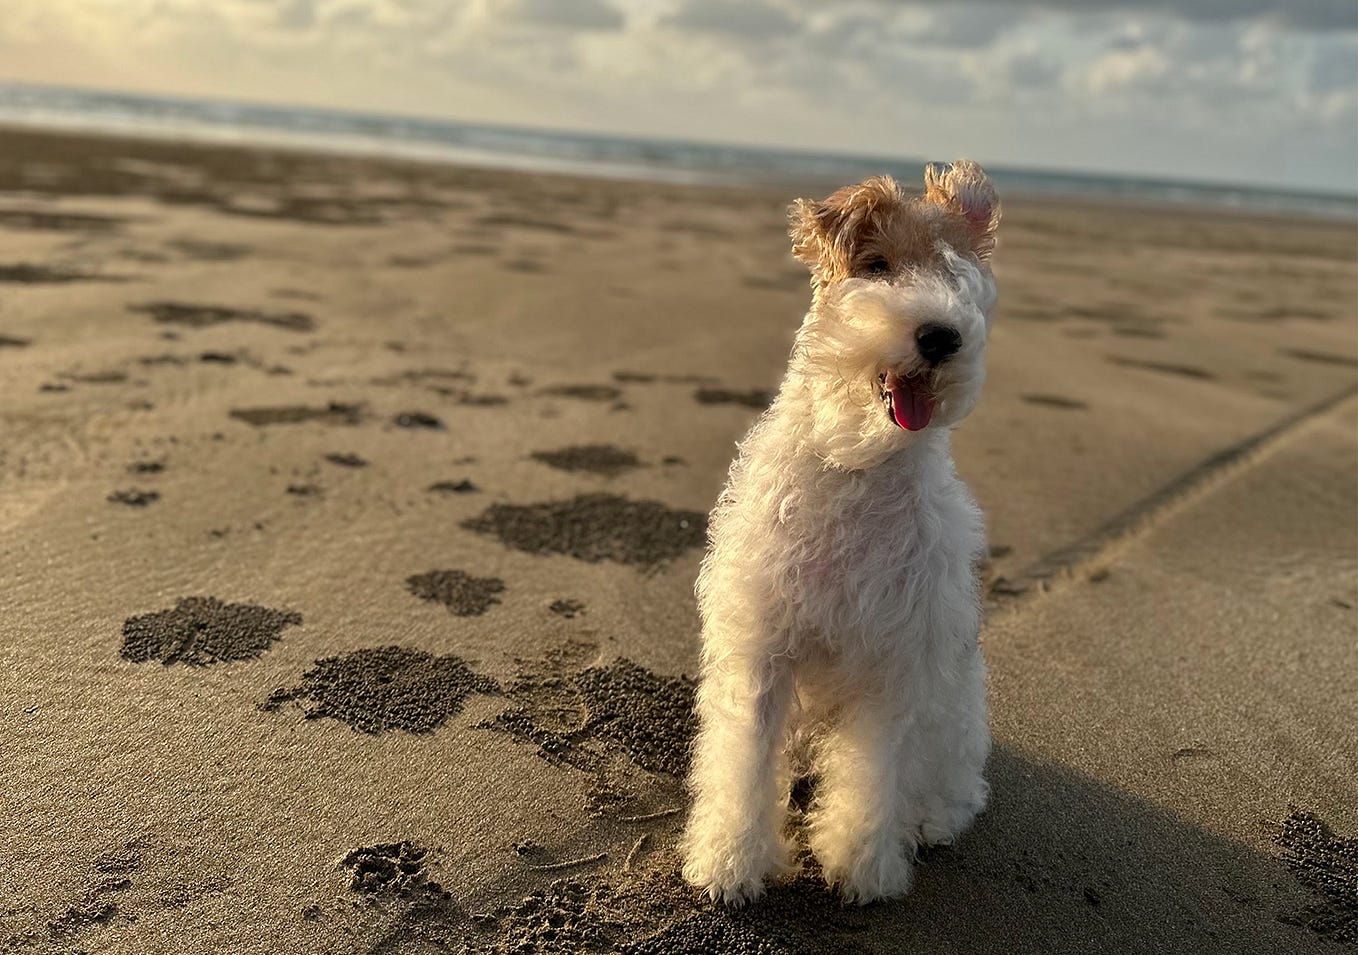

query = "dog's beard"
[789,317,912,470]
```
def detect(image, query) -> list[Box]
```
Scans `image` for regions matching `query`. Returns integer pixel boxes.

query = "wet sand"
[0,125,1354,953]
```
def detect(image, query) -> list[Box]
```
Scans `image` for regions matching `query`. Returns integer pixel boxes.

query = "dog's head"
[786,161,1000,468]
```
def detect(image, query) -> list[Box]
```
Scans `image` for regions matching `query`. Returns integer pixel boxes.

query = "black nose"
[916,324,962,365]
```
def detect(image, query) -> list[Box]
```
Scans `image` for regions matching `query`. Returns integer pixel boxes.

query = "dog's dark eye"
[863,257,892,277]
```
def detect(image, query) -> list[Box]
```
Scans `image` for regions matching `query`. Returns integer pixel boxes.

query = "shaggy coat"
[682,162,1001,905]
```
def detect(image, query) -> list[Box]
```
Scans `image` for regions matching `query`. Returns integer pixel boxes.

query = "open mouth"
[878,371,935,432]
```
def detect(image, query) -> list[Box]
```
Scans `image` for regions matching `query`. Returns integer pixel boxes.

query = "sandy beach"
[0,125,1354,954]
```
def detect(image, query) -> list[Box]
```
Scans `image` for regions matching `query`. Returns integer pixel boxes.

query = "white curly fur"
[682,226,998,905]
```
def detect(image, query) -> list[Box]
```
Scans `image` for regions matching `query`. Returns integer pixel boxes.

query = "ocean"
[1,82,1353,221]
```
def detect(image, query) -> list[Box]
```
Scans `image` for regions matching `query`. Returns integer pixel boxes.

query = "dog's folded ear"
[789,175,904,284]
[922,160,1000,261]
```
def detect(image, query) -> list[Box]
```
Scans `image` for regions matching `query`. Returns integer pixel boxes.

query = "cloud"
[931,1,1357,32]
[899,5,1028,48]
[1309,40,1358,93]
[661,0,799,39]
[492,0,625,32]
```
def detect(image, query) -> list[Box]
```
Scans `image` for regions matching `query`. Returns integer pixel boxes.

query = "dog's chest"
[777,461,980,635]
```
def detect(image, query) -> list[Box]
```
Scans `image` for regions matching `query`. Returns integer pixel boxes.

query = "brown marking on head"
[789,162,1001,290]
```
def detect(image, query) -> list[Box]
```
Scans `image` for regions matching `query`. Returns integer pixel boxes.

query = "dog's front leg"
[807,687,916,903]
[912,642,991,846]
[682,649,795,905]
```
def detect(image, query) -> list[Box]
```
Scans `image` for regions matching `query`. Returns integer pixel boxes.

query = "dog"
[681,161,1001,905]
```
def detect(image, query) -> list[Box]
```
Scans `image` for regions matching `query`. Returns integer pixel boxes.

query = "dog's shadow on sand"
[712,744,1337,955]
[446,744,1340,955]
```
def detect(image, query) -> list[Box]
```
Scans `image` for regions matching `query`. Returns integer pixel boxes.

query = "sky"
[1,0,1355,193]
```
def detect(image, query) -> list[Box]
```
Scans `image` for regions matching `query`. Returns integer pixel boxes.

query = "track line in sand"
[988,383,1358,614]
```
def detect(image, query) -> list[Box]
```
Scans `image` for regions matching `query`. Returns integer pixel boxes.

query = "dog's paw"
[809,825,918,907]
[918,782,988,846]
[816,835,915,905]
[681,824,791,907]
[683,862,769,907]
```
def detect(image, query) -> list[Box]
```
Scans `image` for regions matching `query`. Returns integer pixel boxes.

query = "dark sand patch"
[1275,809,1356,944]
[63,370,129,384]
[263,646,498,734]
[0,208,126,232]
[42,843,144,942]
[38,382,69,392]
[272,287,322,301]
[530,445,643,477]
[429,479,478,494]
[127,460,165,474]
[1280,348,1358,368]
[108,489,160,507]
[394,411,445,430]
[324,452,368,468]
[93,847,142,875]
[138,353,188,366]
[287,483,321,496]
[484,649,696,778]
[130,301,314,332]
[371,368,475,386]
[336,841,463,946]
[574,659,697,776]
[343,842,448,900]
[230,402,362,426]
[443,390,510,407]
[614,371,719,385]
[461,493,706,568]
[406,570,505,616]
[0,264,125,284]
[121,596,302,666]
[1021,394,1089,410]
[503,259,547,273]
[695,387,773,409]
[168,239,250,261]
[47,879,128,941]
[1224,305,1336,323]
[539,384,623,402]
[387,254,436,268]
[549,599,585,619]
[1107,356,1216,381]
[0,334,31,348]
[198,351,238,364]
[473,878,622,953]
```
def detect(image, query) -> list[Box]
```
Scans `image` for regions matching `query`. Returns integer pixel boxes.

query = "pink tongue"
[891,381,934,431]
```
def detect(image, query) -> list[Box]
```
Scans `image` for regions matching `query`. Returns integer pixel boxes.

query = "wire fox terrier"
[682,161,1001,905]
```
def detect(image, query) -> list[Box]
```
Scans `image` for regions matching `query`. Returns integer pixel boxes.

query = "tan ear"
[923,160,1000,260]
[788,176,904,283]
